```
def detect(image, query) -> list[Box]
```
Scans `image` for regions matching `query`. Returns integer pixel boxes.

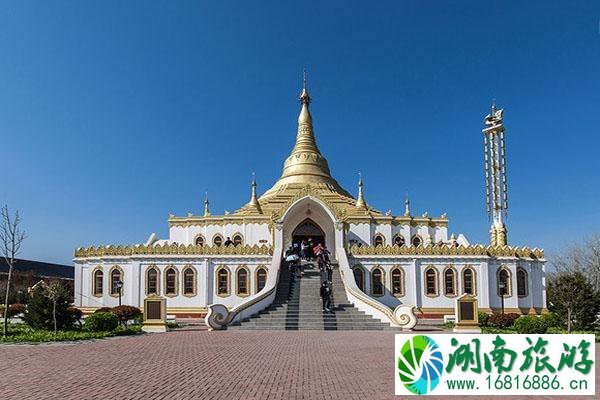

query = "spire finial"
[404,192,411,216]
[303,68,307,91]
[247,172,262,214]
[491,98,497,115]
[356,171,367,210]
[203,192,210,217]
[299,69,311,105]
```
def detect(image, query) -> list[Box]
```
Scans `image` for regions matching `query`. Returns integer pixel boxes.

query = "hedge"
[488,313,520,328]
[514,315,549,334]
[84,312,119,332]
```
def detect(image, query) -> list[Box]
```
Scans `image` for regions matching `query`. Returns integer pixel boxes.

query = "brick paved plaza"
[0,330,598,400]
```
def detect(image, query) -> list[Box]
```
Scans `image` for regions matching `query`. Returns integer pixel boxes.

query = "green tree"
[547,271,600,332]
[22,282,75,331]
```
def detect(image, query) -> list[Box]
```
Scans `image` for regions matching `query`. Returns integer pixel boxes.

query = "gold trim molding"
[349,244,544,259]
[75,243,273,258]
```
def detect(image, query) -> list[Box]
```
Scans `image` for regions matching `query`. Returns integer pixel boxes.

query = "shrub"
[0,303,26,318]
[84,312,119,332]
[111,305,142,325]
[514,315,549,334]
[94,307,112,314]
[540,312,561,328]
[67,307,83,328]
[488,313,520,328]
[22,284,76,330]
[478,311,489,327]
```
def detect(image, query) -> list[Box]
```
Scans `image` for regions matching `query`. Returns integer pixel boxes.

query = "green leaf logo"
[397,335,444,394]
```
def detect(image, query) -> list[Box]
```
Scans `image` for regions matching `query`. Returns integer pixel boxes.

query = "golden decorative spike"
[247,172,262,214]
[203,192,211,217]
[356,172,367,210]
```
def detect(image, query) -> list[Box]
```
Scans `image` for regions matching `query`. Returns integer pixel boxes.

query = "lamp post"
[116,280,123,306]
[498,281,505,315]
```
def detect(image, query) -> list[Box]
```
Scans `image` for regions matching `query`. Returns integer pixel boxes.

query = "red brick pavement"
[0,331,597,400]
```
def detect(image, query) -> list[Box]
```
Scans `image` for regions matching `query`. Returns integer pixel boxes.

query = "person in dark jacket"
[320,281,332,312]
[325,262,333,282]
[224,237,234,247]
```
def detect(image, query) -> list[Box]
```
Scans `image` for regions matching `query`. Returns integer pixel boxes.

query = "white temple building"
[73,80,546,330]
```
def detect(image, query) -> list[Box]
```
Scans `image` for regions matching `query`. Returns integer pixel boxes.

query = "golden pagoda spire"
[203,192,211,217]
[356,172,367,210]
[247,172,262,214]
[261,70,353,198]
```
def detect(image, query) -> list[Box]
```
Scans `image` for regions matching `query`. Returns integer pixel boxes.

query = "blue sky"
[1,1,599,265]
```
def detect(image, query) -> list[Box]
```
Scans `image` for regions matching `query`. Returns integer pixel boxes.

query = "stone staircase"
[228,261,395,330]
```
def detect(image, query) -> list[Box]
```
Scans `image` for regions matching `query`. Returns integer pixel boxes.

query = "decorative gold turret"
[261,71,352,198]
[203,193,211,217]
[404,193,411,216]
[246,173,262,214]
[355,173,367,210]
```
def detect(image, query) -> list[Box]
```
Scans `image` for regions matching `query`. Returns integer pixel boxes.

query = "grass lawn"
[0,323,142,343]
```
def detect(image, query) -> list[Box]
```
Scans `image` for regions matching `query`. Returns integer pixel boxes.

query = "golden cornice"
[168,215,271,227]
[74,244,273,258]
[345,215,449,227]
[349,244,544,260]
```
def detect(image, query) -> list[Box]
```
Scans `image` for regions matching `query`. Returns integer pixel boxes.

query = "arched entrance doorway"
[292,218,325,248]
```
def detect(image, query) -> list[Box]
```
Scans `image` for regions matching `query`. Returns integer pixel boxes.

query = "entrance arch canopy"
[280,196,339,256]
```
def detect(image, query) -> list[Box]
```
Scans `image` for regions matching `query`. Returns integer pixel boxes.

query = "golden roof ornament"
[203,192,211,217]
[355,172,367,210]
[404,193,411,216]
[247,173,262,214]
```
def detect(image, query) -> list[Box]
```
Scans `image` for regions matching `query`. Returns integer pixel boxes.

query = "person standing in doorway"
[301,240,310,261]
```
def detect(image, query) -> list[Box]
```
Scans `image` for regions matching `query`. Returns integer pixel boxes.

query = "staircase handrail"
[335,247,417,330]
[205,246,283,330]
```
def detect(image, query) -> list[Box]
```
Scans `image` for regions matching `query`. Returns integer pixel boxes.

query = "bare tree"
[550,235,600,291]
[1,206,26,337]
[45,281,62,334]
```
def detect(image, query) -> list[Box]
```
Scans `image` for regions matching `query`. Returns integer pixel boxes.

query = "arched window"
[236,266,249,296]
[443,267,456,296]
[462,267,476,295]
[497,267,512,297]
[92,268,103,296]
[393,234,406,247]
[353,266,365,291]
[183,266,196,296]
[391,267,404,297]
[164,267,178,296]
[194,235,205,247]
[373,234,385,247]
[424,267,438,296]
[216,266,230,296]
[109,266,123,296]
[371,267,384,296]
[256,267,267,293]
[412,235,422,247]
[213,234,223,247]
[517,268,528,297]
[146,267,159,295]
[232,234,243,246]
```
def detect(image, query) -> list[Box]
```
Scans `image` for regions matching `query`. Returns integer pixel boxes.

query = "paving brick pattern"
[0,331,598,400]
